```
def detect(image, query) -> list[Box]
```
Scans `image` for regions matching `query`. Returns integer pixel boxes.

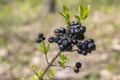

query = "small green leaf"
[82,5,90,20]
[30,75,39,80]
[78,4,83,19]
[37,69,43,77]
[58,61,65,67]
[39,42,50,53]
[48,69,55,79]
[63,5,69,15]
[58,54,68,67]
[58,11,67,20]
[31,65,35,70]
[77,4,91,24]
[74,15,80,21]
[46,43,50,53]
[39,43,45,53]
[58,5,70,25]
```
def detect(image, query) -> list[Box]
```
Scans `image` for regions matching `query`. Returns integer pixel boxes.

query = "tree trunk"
[45,0,56,13]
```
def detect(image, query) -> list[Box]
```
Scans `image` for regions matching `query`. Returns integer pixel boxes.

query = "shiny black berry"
[60,28,66,34]
[88,43,96,50]
[54,36,60,43]
[87,39,94,43]
[77,49,82,54]
[82,50,87,55]
[59,45,65,51]
[54,29,60,34]
[42,36,45,40]
[57,39,62,45]
[36,37,41,43]
[77,34,85,40]
[82,44,87,50]
[70,21,79,26]
[80,26,86,33]
[66,45,72,51]
[74,67,79,73]
[38,33,43,37]
[74,28,80,34]
[76,62,82,68]
[62,39,69,46]
[77,42,83,49]
[72,39,78,44]
[48,36,55,43]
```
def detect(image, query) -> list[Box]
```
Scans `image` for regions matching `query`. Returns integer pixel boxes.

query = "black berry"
[74,67,79,73]
[88,43,96,50]
[48,36,55,43]
[75,62,82,68]
[36,37,41,43]
[59,45,65,51]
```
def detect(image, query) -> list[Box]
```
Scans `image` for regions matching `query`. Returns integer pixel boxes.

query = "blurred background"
[0,0,120,80]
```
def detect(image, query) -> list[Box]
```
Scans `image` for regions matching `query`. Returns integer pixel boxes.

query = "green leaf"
[39,42,50,53]
[74,15,80,21]
[37,69,43,77]
[77,4,91,24]
[31,65,35,70]
[48,69,55,79]
[58,61,65,67]
[46,43,50,53]
[78,4,83,19]
[39,43,45,53]
[82,5,90,20]
[58,5,70,25]
[58,54,68,67]
[58,11,67,20]
[63,5,69,15]
[30,75,39,80]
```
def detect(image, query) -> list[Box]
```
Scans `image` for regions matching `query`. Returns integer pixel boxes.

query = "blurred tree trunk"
[45,0,56,13]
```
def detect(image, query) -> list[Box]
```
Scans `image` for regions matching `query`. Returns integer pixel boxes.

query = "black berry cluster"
[74,62,82,73]
[77,39,96,55]
[47,21,96,73]
[36,21,96,73]
[36,33,45,43]
[48,21,96,53]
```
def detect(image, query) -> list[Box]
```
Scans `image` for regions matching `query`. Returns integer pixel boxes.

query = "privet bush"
[22,4,96,80]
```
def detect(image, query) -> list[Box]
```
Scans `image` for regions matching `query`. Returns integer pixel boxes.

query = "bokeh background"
[0,0,120,80]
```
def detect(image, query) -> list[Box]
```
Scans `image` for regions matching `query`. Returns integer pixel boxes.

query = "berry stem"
[66,25,70,38]
[42,42,46,53]
[39,50,61,80]
[45,53,49,64]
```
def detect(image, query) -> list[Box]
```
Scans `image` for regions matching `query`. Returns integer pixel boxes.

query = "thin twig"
[39,51,61,80]
[72,49,78,52]
[33,69,39,77]
[45,53,49,64]
[51,64,73,69]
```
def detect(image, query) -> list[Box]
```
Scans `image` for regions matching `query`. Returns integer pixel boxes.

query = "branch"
[33,69,39,78]
[39,50,61,80]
